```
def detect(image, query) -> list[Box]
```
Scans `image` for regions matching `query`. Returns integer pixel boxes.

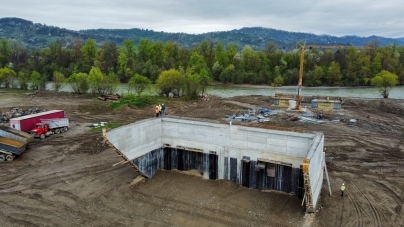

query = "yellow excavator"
[294,45,373,111]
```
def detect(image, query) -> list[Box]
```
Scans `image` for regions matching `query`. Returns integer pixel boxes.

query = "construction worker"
[158,104,162,115]
[161,104,165,115]
[155,105,160,117]
[341,183,346,196]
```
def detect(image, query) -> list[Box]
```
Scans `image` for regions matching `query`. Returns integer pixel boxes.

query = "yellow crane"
[295,45,373,111]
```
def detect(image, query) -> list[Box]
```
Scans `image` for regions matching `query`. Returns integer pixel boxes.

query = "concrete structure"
[105,117,326,212]
[311,99,342,111]
[272,93,294,107]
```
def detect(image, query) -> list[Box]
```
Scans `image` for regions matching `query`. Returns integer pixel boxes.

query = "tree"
[371,53,382,76]
[312,65,324,86]
[188,52,207,74]
[88,66,106,93]
[17,71,29,90]
[137,38,152,63]
[117,51,129,82]
[371,70,398,98]
[52,71,65,92]
[328,61,342,86]
[98,41,118,74]
[212,61,223,81]
[156,69,185,97]
[198,68,212,97]
[272,75,284,87]
[9,40,29,71]
[270,66,282,85]
[81,38,97,72]
[0,67,17,88]
[104,72,120,94]
[128,74,151,96]
[183,73,201,99]
[0,40,11,67]
[215,42,228,69]
[123,39,136,58]
[65,73,89,94]
[30,71,46,90]
[219,64,235,84]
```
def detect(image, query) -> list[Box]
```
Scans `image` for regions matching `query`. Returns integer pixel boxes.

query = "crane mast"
[294,45,373,111]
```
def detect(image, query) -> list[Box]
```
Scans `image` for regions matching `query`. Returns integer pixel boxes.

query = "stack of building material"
[97,94,120,101]
[298,117,325,124]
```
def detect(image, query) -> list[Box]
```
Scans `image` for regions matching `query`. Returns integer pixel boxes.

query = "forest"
[0,37,403,98]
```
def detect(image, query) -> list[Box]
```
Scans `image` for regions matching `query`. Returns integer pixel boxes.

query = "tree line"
[0,38,402,98]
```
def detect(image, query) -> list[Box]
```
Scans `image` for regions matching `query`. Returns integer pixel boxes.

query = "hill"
[0,17,403,50]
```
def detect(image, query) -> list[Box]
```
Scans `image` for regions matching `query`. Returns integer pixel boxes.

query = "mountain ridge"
[0,17,403,50]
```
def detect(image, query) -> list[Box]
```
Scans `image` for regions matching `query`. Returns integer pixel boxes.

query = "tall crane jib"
[294,45,374,111]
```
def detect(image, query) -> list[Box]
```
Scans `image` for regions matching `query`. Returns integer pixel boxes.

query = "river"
[206,85,404,99]
[45,83,404,99]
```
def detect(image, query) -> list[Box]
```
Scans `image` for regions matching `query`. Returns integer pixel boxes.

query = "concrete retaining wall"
[106,117,325,211]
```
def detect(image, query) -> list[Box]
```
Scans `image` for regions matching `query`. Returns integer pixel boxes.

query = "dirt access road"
[0,90,403,227]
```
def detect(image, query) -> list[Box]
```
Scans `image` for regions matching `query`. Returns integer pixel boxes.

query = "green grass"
[89,122,122,133]
[110,95,152,109]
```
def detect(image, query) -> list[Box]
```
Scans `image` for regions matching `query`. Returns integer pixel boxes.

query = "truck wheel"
[0,154,5,162]
[60,128,65,133]
[64,127,68,131]
[55,129,60,134]
[6,154,13,161]
[40,134,46,139]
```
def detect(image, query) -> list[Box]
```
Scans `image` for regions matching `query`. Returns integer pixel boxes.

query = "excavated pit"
[106,117,325,212]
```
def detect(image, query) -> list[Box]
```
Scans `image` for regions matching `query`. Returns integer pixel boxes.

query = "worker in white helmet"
[341,183,346,196]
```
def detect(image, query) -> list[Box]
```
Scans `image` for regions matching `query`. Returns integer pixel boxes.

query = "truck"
[9,110,65,132]
[30,118,69,139]
[0,126,34,161]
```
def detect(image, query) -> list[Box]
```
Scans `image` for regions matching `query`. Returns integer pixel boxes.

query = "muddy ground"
[0,90,403,227]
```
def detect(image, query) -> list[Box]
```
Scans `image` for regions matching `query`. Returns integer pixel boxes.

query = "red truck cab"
[31,123,51,139]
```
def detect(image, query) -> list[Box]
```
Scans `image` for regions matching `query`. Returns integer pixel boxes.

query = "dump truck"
[9,110,65,132]
[0,126,34,161]
[30,118,69,139]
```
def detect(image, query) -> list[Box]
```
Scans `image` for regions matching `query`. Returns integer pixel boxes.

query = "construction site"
[0,89,403,227]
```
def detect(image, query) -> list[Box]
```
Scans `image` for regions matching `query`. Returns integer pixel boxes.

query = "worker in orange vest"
[155,105,160,117]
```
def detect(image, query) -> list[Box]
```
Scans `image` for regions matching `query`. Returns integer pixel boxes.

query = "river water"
[46,83,404,99]
[206,85,404,99]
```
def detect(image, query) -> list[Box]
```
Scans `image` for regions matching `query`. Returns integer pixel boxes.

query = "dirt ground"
[0,90,403,227]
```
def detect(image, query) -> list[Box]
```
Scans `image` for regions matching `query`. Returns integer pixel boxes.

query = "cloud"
[1,0,403,38]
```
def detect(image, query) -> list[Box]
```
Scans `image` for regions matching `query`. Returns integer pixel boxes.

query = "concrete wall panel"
[106,117,324,212]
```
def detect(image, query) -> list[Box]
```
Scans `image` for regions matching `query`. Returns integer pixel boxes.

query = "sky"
[2,0,403,38]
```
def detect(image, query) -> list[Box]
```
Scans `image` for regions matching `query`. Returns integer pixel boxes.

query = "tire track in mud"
[0,163,125,191]
[344,187,364,227]
[373,181,403,203]
[351,180,382,227]
[325,134,392,149]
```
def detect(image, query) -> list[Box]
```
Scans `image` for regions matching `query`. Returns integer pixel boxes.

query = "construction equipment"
[0,126,33,161]
[9,110,65,132]
[30,118,69,139]
[294,44,373,111]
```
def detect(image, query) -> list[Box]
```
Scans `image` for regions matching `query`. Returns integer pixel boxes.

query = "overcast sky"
[2,0,403,38]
